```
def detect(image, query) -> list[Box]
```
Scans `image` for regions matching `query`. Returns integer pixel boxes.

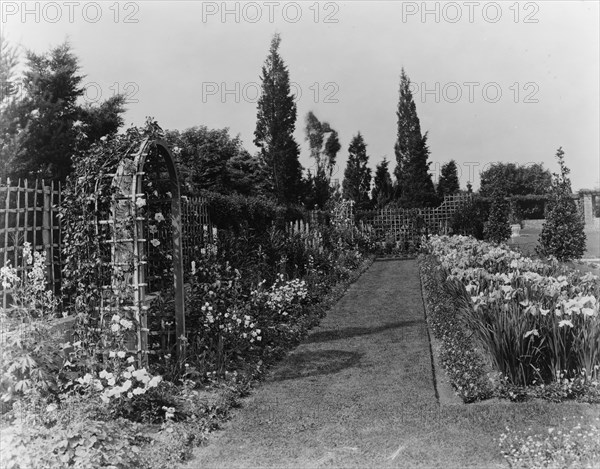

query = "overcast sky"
[3,0,599,190]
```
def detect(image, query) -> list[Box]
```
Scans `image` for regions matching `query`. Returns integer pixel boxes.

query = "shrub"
[0,413,142,469]
[483,189,511,243]
[537,148,586,261]
[450,198,488,239]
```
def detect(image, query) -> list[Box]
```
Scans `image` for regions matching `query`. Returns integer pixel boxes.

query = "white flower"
[112,314,121,322]
[524,329,539,339]
[109,351,116,358]
[147,376,162,388]
[558,319,574,328]
[120,319,133,329]
[117,351,126,359]
[111,323,120,333]
[132,387,145,395]
[46,404,58,413]
[154,212,165,223]
[132,368,150,384]
[135,197,146,208]
[581,307,596,317]
[151,239,161,247]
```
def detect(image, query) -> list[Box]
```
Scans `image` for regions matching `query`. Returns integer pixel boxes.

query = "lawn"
[508,225,600,260]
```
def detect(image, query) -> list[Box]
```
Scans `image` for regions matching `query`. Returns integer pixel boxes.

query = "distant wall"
[522,219,545,230]
[523,218,599,230]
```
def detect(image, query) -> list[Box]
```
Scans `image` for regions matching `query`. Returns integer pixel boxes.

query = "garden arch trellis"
[108,137,185,364]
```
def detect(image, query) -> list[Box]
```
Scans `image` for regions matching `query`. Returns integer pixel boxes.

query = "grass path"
[181,260,599,469]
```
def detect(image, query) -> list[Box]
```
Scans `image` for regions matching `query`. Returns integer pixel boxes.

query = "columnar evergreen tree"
[371,158,394,208]
[437,160,460,200]
[393,68,436,207]
[254,34,303,204]
[537,147,586,261]
[342,132,371,210]
[483,188,511,243]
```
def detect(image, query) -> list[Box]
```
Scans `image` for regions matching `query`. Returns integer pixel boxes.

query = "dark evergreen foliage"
[342,132,371,210]
[437,160,460,200]
[371,158,394,208]
[537,148,586,261]
[254,34,304,204]
[393,68,437,208]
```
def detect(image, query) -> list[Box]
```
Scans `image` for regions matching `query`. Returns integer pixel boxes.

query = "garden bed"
[420,235,600,404]
[0,254,374,469]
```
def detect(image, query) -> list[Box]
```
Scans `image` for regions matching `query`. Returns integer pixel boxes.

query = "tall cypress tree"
[437,159,460,200]
[342,132,371,210]
[393,68,437,207]
[254,34,303,204]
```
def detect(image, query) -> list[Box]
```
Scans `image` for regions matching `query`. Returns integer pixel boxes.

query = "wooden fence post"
[42,182,53,284]
[2,178,11,309]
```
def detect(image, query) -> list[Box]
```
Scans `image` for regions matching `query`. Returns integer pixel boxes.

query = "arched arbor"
[109,138,185,364]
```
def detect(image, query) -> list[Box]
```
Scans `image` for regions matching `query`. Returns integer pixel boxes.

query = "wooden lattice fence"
[181,196,216,273]
[0,178,62,310]
[358,194,472,248]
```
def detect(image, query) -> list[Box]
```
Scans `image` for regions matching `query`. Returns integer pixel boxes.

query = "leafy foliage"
[303,112,340,209]
[164,126,269,197]
[450,198,488,239]
[427,235,600,399]
[0,41,125,181]
[0,245,62,407]
[484,189,511,243]
[537,148,586,261]
[479,162,551,198]
[419,255,493,402]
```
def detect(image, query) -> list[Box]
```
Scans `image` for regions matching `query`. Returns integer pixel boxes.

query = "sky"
[3,0,599,191]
